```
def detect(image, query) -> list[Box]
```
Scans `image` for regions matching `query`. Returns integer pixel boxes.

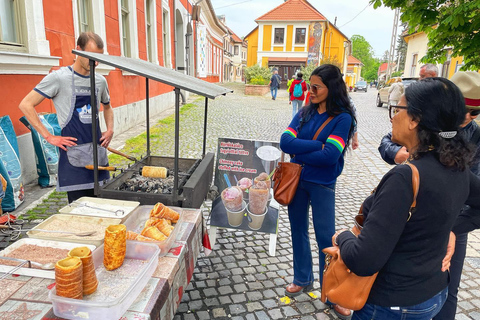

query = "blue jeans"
[271,87,278,99]
[353,287,448,320]
[433,232,468,320]
[288,180,335,287]
[292,99,303,118]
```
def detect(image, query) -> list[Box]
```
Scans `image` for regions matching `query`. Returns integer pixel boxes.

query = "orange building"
[0,0,226,184]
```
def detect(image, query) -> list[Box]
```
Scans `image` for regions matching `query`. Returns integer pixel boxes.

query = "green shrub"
[300,63,318,84]
[250,76,268,85]
[244,65,271,84]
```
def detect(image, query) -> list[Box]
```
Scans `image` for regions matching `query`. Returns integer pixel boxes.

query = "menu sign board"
[211,138,281,234]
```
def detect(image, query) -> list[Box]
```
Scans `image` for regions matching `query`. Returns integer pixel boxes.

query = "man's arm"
[100,103,114,147]
[378,132,408,165]
[19,90,77,151]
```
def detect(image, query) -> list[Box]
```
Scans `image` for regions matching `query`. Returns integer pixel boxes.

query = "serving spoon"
[0,256,56,270]
[9,228,96,237]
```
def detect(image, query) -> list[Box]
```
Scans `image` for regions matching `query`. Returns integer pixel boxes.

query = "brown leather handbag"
[321,163,419,310]
[272,117,333,206]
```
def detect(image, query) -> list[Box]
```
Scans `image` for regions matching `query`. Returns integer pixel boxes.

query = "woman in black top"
[333,78,480,319]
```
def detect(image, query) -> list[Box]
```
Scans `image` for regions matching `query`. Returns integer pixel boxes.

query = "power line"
[214,0,253,10]
[338,3,370,28]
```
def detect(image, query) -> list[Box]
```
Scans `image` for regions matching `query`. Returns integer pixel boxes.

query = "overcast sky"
[209,0,400,59]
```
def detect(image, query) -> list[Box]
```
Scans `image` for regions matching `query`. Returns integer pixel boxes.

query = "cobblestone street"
[173,83,480,320]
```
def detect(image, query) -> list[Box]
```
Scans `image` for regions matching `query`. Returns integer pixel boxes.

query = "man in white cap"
[434,71,480,320]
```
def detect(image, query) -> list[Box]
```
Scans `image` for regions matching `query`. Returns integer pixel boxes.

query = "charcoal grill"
[73,50,232,208]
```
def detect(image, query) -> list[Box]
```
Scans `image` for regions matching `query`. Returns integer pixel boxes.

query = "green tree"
[395,23,408,71]
[244,65,271,84]
[300,63,317,83]
[351,35,378,80]
[371,0,480,70]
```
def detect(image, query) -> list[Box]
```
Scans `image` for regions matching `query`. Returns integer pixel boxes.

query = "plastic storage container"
[0,238,96,279]
[27,214,121,247]
[123,205,183,256]
[59,197,140,221]
[49,241,159,320]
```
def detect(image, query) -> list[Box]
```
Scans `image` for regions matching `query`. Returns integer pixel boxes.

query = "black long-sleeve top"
[337,153,480,307]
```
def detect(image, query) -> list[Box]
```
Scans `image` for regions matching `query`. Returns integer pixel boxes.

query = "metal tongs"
[70,203,124,216]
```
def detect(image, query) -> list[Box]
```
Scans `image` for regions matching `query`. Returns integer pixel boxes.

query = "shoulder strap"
[406,163,420,221]
[313,116,334,140]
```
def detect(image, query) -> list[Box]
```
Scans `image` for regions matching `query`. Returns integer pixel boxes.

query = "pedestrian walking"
[19,32,114,203]
[334,78,480,320]
[288,72,308,118]
[279,64,356,318]
[388,78,404,106]
[269,69,281,100]
[434,71,480,320]
[287,74,296,92]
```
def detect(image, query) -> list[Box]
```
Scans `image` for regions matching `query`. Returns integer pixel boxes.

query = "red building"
[0,0,226,184]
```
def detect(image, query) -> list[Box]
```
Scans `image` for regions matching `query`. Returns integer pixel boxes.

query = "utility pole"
[386,8,400,81]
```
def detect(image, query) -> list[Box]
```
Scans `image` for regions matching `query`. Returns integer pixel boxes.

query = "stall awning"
[73,50,232,99]
[267,57,307,66]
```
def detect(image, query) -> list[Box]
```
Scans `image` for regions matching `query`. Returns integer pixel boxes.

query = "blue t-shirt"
[280,111,353,186]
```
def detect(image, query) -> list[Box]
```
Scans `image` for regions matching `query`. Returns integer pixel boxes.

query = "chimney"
[334,17,337,25]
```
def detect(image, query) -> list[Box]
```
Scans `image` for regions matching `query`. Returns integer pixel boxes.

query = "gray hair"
[421,64,439,76]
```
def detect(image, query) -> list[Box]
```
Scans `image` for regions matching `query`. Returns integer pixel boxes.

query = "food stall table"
[0,208,203,320]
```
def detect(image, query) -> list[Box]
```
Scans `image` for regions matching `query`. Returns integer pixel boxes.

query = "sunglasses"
[469,109,480,116]
[310,84,327,94]
[388,105,408,120]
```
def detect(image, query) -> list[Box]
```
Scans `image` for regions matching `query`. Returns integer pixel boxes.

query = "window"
[410,54,417,77]
[162,10,169,66]
[295,28,306,44]
[0,0,25,52]
[234,45,239,55]
[146,0,153,62]
[121,0,131,57]
[77,0,93,33]
[274,28,284,44]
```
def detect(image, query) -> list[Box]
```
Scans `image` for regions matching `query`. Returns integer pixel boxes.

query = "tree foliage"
[300,63,318,83]
[371,0,480,70]
[351,35,379,81]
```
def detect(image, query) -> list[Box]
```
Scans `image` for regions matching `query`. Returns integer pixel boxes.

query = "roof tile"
[256,0,326,21]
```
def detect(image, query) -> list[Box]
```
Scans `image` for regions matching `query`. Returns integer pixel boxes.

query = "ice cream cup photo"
[237,177,252,202]
[248,182,269,214]
[221,186,243,212]
[246,204,268,230]
[226,200,246,227]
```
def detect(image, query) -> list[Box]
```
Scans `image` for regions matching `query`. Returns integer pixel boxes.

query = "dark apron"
[57,67,109,192]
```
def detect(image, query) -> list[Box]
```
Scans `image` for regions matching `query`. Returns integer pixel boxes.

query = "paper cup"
[226,200,246,227]
[248,186,269,214]
[246,204,268,230]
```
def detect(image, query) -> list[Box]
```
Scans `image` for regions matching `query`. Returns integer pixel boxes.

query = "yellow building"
[345,55,363,87]
[404,31,468,79]
[244,0,351,84]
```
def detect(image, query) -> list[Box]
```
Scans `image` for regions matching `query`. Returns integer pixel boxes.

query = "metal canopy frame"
[74,50,232,202]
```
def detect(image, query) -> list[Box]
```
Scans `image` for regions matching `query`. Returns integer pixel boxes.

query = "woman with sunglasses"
[333,78,480,320]
[279,64,356,318]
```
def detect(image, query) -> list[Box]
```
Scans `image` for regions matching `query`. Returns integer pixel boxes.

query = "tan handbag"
[272,116,333,206]
[321,163,419,310]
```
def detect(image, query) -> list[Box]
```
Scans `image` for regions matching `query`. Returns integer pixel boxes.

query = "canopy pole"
[146,78,150,157]
[90,59,99,195]
[202,97,208,157]
[173,88,180,204]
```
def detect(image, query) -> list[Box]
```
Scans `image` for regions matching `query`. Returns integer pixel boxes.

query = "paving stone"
[218,285,233,295]
[197,311,210,320]
[231,293,247,303]
[229,304,247,315]
[219,295,232,305]
[267,308,284,319]
[246,291,264,301]
[212,308,226,318]
[246,301,263,312]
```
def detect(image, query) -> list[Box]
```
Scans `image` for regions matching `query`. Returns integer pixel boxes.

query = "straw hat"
[450,71,480,110]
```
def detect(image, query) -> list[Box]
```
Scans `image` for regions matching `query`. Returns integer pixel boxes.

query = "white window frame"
[162,6,171,68]
[273,27,285,45]
[73,0,108,46]
[145,0,158,64]
[118,0,138,59]
[410,53,418,77]
[294,27,307,46]
[0,0,59,75]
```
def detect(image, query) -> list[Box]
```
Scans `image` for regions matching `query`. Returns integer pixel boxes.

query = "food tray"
[27,214,122,247]
[0,238,96,279]
[59,197,140,221]
[123,205,183,256]
[49,241,159,320]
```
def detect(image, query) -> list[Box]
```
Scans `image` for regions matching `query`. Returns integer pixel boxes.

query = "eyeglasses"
[310,84,327,94]
[388,105,408,120]
[469,109,480,116]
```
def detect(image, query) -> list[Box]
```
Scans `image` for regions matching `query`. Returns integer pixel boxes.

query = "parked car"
[376,77,419,107]
[354,81,368,92]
